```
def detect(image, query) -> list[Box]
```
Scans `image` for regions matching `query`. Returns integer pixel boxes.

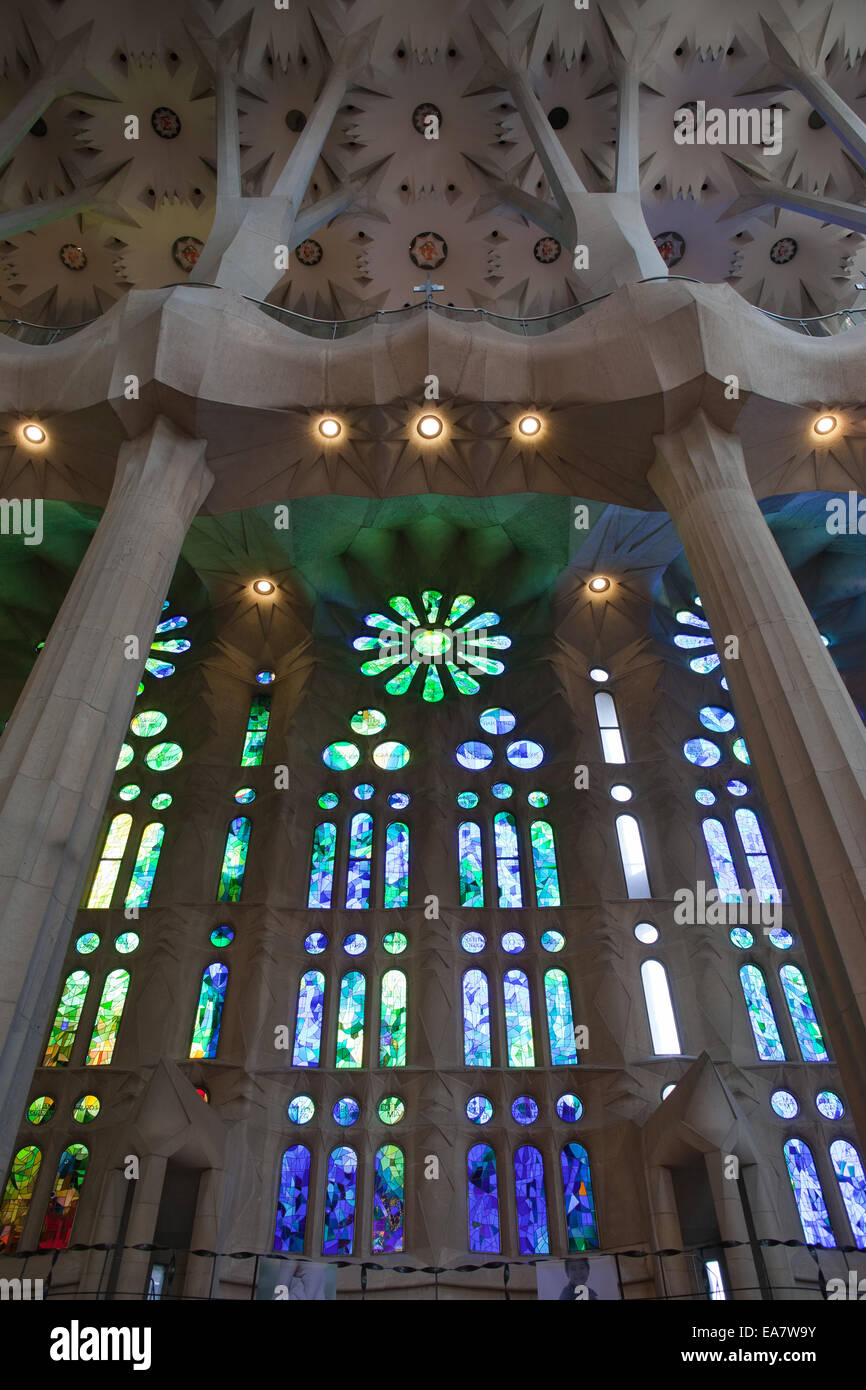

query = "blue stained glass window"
[479,707,516,734]
[699,706,735,733]
[770,1090,799,1119]
[293,971,325,1066]
[561,1142,599,1252]
[501,931,525,953]
[684,738,721,766]
[323,1146,357,1255]
[530,820,561,907]
[504,969,535,1067]
[734,808,782,903]
[466,1096,493,1124]
[189,963,228,1059]
[779,965,829,1062]
[701,818,742,901]
[125,823,165,909]
[384,822,409,908]
[217,817,250,902]
[829,1140,866,1249]
[739,964,785,1061]
[515,1145,550,1255]
[308,822,337,908]
[461,931,486,953]
[544,968,578,1065]
[468,1144,500,1252]
[506,739,544,769]
[541,930,565,952]
[336,971,365,1068]
[494,812,523,907]
[273,1145,310,1253]
[458,822,484,906]
[373,1144,404,1253]
[456,741,493,770]
[462,970,491,1067]
[783,1138,836,1248]
[816,1090,844,1120]
[346,813,373,910]
[304,932,327,954]
[556,1093,583,1123]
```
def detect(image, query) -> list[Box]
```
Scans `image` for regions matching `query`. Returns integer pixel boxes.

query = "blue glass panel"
[336,971,365,1068]
[273,1145,310,1253]
[323,1146,357,1255]
[494,812,522,908]
[701,818,742,902]
[462,970,491,1067]
[783,1139,836,1248]
[373,1144,404,1254]
[734,809,782,903]
[515,1145,550,1255]
[530,820,561,907]
[503,969,534,1067]
[458,822,484,906]
[779,965,829,1062]
[684,738,721,766]
[544,968,578,1065]
[346,813,372,910]
[189,963,228,1060]
[467,1144,499,1252]
[384,822,409,908]
[699,706,735,733]
[292,971,324,1067]
[739,964,785,1061]
[561,1142,599,1252]
[456,741,493,770]
[217,817,250,902]
[829,1140,866,1249]
[308,823,337,908]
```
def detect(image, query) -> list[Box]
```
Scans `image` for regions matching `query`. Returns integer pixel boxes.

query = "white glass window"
[640,959,681,1055]
[594,692,625,764]
[616,815,651,897]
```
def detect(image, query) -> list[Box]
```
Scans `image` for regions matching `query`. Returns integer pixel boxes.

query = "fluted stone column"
[115,1153,168,1299]
[650,410,866,1147]
[183,1167,225,1300]
[0,416,212,1177]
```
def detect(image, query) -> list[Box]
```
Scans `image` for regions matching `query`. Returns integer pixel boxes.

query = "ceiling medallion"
[151,107,182,139]
[295,239,323,267]
[654,231,686,268]
[59,243,87,271]
[412,102,442,135]
[409,231,447,270]
[770,237,798,265]
[533,236,562,264]
[172,236,204,272]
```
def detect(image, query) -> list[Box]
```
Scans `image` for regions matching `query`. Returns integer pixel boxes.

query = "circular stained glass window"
[512,1096,538,1125]
[373,741,410,770]
[318,792,339,809]
[145,741,183,771]
[727,780,748,796]
[457,791,479,808]
[491,782,513,799]
[770,1090,798,1119]
[27,1095,55,1125]
[72,1094,100,1124]
[683,738,720,766]
[389,791,410,809]
[288,1095,315,1124]
[75,933,100,954]
[383,931,408,955]
[528,790,549,808]
[322,741,360,771]
[506,739,544,769]
[116,743,134,770]
[115,932,140,954]
[350,708,387,737]
[344,933,367,955]
[333,1097,359,1126]
[354,783,375,800]
[234,787,256,804]
[556,1093,583,1123]
[730,927,754,948]
[541,930,565,952]
[210,926,234,948]
[589,668,609,682]
[466,1096,493,1124]
[151,792,172,809]
[461,931,486,954]
[378,1096,405,1125]
[501,932,525,954]
[768,928,793,950]
[816,1090,844,1120]
[634,923,659,944]
[479,707,516,735]
[695,788,716,806]
[456,741,493,770]
[732,738,750,765]
[699,706,735,733]
[130,710,167,737]
[256,670,275,685]
[304,932,327,954]
[610,784,632,801]
[118,784,140,801]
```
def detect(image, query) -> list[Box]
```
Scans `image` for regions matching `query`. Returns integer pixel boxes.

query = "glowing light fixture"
[319,417,341,439]
[417,414,443,439]
[22,423,46,444]
[518,414,541,436]
[588,576,611,593]
[253,579,275,596]
[814,414,837,436]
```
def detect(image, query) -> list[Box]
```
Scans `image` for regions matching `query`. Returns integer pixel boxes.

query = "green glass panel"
[446,661,480,695]
[379,970,407,1067]
[383,931,408,955]
[422,589,442,622]
[0,1146,42,1253]
[129,710,167,737]
[151,792,172,809]
[322,741,360,771]
[145,741,183,771]
[318,792,339,809]
[114,932,139,954]
[364,613,403,632]
[378,1096,405,1124]
[125,823,165,909]
[72,1094,100,1123]
[462,654,505,675]
[350,708,387,736]
[75,933,100,955]
[385,662,420,695]
[116,743,134,770]
[117,784,140,801]
[144,657,175,678]
[43,970,89,1066]
[336,972,365,1068]
[217,817,251,902]
[150,639,190,653]
[27,1096,55,1125]
[422,665,444,702]
[241,696,271,766]
[362,654,404,676]
[445,594,475,625]
[389,595,420,625]
[372,741,410,770]
[85,969,130,1065]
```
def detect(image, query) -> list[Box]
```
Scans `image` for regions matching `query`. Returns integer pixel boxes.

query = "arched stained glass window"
[37,1144,89,1250]
[779,965,829,1062]
[701,818,742,901]
[384,822,409,908]
[468,1144,499,1252]
[217,816,251,902]
[346,812,373,910]
[739,964,785,1061]
[125,822,165,909]
[241,694,271,766]
[734,808,782,903]
[615,815,651,897]
[561,1142,599,1251]
[494,812,523,907]
[43,970,89,1066]
[829,1139,866,1249]
[504,969,535,1067]
[373,1144,404,1253]
[308,823,337,908]
[379,970,406,1067]
[189,963,228,1059]
[323,1146,357,1255]
[85,968,130,1065]
[463,969,491,1067]
[273,1145,310,1253]
[336,971,365,1068]
[544,968,578,1065]
[293,971,324,1067]
[530,820,560,907]
[640,960,681,1056]
[515,1145,550,1255]
[783,1138,836,1247]
[458,821,484,906]
[0,1145,41,1253]
[87,813,133,908]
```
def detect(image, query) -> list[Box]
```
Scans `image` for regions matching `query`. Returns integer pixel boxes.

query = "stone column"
[183,1167,226,1301]
[0,416,212,1177]
[114,1153,168,1299]
[646,1164,692,1301]
[650,410,866,1147]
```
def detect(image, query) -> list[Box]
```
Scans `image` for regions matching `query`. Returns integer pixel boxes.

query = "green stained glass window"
[779,965,829,1062]
[318,792,339,810]
[528,791,549,808]
[116,743,134,770]
[151,792,172,810]
[145,741,183,771]
[27,1096,55,1125]
[37,1144,89,1251]
[457,791,479,809]
[217,816,251,902]
[322,741,360,771]
[87,813,133,908]
[544,969,578,1065]
[117,784,140,801]
[151,639,189,654]
[43,970,89,1066]
[75,933,100,955]
[531,819,561,907]
[0,1146,42,1253]
[241,695,271,766]
[379,970,407,1067]
[129,710,167,737]
[308,822,337,908]
[85,969,130,1066]
[336,971,365,1068]
[350,708,387,736]
[72,1094,100,1123]
[372,741,410,771]
[125,822,165,909]
[190,963,229,1059]
[115,932,139,954]
[383,931,407,955]
[504,969,535,1067]
[210,926,234,948]
[384,823,409,908]
[459,821,484,906]
[378,1096,405,1124]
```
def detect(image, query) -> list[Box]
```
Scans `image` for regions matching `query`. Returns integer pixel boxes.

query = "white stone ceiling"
[2,0,866,324]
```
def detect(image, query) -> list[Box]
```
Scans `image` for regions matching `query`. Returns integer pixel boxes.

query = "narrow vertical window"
[468,1144,499,1252]
[384,822,409,908]
[734,808,782,902]
[379,970,407,1067]
[125,822,165,909]
[829,1140,866,1250]
[458,821,484,906]
[530,819,560,907]
[43,970,89,1066]
[0,1146,41,1254]
[308,822,337,908]
[640,960,681,1055]
[85,968,130,1065]
[594,691,625,763]
[561,1142,599,1252]
[336,971,365,1068]
[739,964,785,1061]
[217,816,251,902]
[515,1145,550,1255]
[241,694,271,766]
[701,818,743,901]
[273,1145,311,1253]
[346,812,373,909]
[494,811,523,907]
[37,1144,89,1250]
[373,1145,404,1254]
[779,965,829,1062]
[292,971,324,1067]
[462,969,491,1067]
[615,814,651,897]
[189,963,229,1059]
[544,968,578,1065]
[323,1146,357,1255]
[504,969,535,1067]
[87,813,133,907]
[783,1138,836,1247]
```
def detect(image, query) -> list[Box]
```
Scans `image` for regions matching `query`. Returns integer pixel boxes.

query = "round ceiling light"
[518,414,541,436]
[588,576,611,593]
[319,417,341,439]
[814,414,837,436]
[417,414,443,438]
[253,579,275,595]
[22,423,46,444]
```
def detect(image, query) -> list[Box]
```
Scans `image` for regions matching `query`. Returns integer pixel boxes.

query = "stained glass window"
[462,969,491,1067]
[640,960,681,1055]
[699,706,735,733]
[87,813,133,908]
[615,815,651,897]
[125,822,164,909]
[217,816,251,902]
[322,741,360,771]
[468,1144,499,1252]
[456,741,494,770]
[734,809,782,902]
[293,971,324,1066]
[273,1145,310,1253]
[701,818,743,901]
[241,695,271,766]
[503,969,535,1067]
[380,970,407,1067]
[829,1139,866,1249]
[384,822,409,908]
[530,819,560,907]
[145,741,183,771]
[0,1146,41,1253]
[561,1142,599,1251]
[480,707,516,734]
[43,970,89,1066]
[130,710,167,737]
[336,971,365,1068]
[494,811,523,907]
[85,969,130,1065]
[515,1145,550,1255]
[739,964,785,1061]
[506,740,544,770]
[373,741,410,771]
[373,1145,404,1253]
[37,1144,89,1250]
[684,738,721,766]
[323,1146,357,1255]
[594,691,625,763]
[783,1138,836,1247]
[27,1096,55,1125]
[308,822,337,908]
[346,812,373,910]
[189,963,228,1059]
[779,965,829,1062]
[458,821,484,906]
[544,968,578,1065]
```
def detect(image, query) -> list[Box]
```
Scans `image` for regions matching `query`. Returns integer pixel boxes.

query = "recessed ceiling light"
[417,414,443,438]
[22,423,46,444]
[319,417,341,439]
[814,414,837,435]
[518,414,541,436]
[253,579,275,595]
[588,576,611,593]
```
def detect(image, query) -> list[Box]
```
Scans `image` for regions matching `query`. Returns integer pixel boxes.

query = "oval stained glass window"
[699,706,735,733]
[683,738,720,766]
[491,783,513,799]
[304,931,328,954]
[333,1097,360,1127]
[210,926,234,948]
[727,780,748,796]
[115,932,140,954]
[322,741,360,771]
[541,930,565,952]
[456,742,493,770]
[118,785,140,801]
[318,792,339,809]
[75,933,100,954]
[388,792,410,809]
[130,710,167,737]
[378,1097,405,1125]
[373,741,410,771]
[457,791,479,808]
[556,1093,583,1123]
[145,742,183,771]
[344,933,367,956]
[768,928,793,950]
[501,932,525,954]
[234,787,256,804]
[350,709,387,736]
[151,792,172,809]
[528,791,549,808]
[506,740,544,769]
[512,1097,539,1125]
[466,1096,494,1124]
[353,784,375,800]
[288,1095,315,1124]
[383,932,408,955]
[730,927,754,948]
[72,1094,100,1123]
[695,789,716,806]
[816,1090,844,1119]
[732,738,750,764]
[256,670,275,685]
[27,1096,55,1125]
[461,931,486,954]
[771,1090,798,1118]
[634,923,659,944]
[116,743,134,770]
[479,708,516,735]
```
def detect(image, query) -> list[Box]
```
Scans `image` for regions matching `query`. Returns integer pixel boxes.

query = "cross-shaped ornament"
[412,273,445,306]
